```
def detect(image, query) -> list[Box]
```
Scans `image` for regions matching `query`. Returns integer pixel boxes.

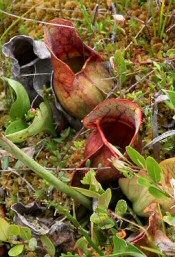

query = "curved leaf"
[163,89,175,109]
[41,235,55,257]
[4,78,30,119]
[126,146,145,168]
[7,225,20,240]
[146,157,162,183]
[6,102,56,143]
[8,245,24,256]
[0,217,10,241]
[119,175,155,216]
[148,186,169,199]
[5,119,28,135]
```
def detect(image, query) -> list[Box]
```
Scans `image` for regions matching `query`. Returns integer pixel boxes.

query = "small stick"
[58,0,63,18]
[0,166,112,173]
[152,98,161,162]
[126,70,154,93]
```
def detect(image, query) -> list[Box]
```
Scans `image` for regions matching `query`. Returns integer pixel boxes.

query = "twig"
[166,23,175,33]
[143,130,175,150]
[0,10,82,31]
[0,166,112,173]
[111,2,118,43]
[87,3,100,45]
[92,3,99,26]
[126,70,154,93]
[125,17,152,52]
[109,210,147,234]
[58,0,63,18]
[20,73,52,77]
[9,168,36,192]
[152,96,161,162]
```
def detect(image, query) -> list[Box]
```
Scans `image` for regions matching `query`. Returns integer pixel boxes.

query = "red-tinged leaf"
[132,203,175,257]
[130,203,163,257]
[144,204,175,255]
[0,206,6,218]
[45,18,114,119]
[72,98,142,186]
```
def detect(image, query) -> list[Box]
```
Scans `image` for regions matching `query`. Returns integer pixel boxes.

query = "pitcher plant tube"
[45,18,115,119]
[72,98,142,186]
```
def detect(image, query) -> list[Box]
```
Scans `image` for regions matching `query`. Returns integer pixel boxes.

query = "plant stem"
[160,0,173,38]
[0,134,92,210]
[159,0,165,37]
[51,201,104,256]
[151,0,157,38]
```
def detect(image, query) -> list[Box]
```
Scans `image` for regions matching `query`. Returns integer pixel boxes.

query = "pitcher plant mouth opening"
[71,98,142,186]
[45,18,115,119]
[45,19,102,74]
[11,38,38,66]
[97,119,135,154]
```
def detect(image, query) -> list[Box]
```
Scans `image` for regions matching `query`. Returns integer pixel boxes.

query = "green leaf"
[107,253,147,257]
[19,226,32,240]
[6,102,56,143]
[113,235,127,253]
[98,188,112,209]
[74,238,91,257]
[146,157,162,183]
[90,211,109,224]
[5,119,28,135]
[148,185,169,199]
[4,78,30,120]
[140,246,165,255]
[100,218,115,229]
[112,236,146,257]
[153,61,161,72]
[8,245,24,256]
[8,225,20,240]
[0,217,10,241]
[81,170,104,194]
[163,89,175,109]
[167,49,175,57]
[85,159,91,167]
[114,50,127,83]
[126,146,145,168]
[115,199,127,216]
[28,238,37,251]
[91,210,115,229]
[112,159,134,178]
[73,187,100,198]
[138,176,152,187]
[126,243,147,257]
[2,156,10,170]
[163,212,175,226]
[41,235,55,257]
